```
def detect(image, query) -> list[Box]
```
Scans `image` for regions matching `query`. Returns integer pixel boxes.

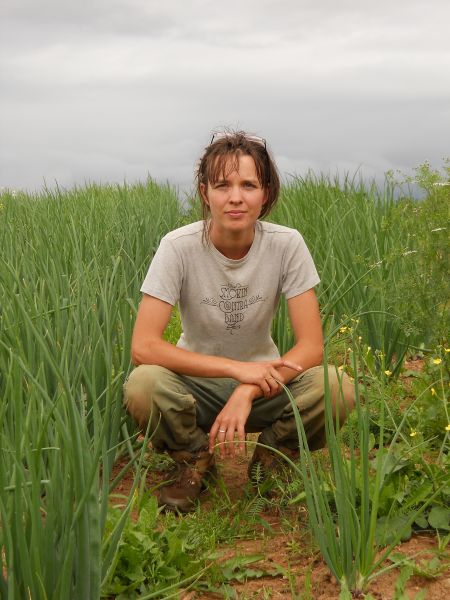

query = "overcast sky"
[1,0,449,196]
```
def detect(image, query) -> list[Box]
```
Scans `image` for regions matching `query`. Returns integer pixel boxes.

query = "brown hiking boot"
[158,448,216,512]
[248,435,299,484]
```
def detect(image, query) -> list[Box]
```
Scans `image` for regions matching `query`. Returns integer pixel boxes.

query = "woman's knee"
[302,365,355,423]
[326,366,355,424]
[123,364,170,427]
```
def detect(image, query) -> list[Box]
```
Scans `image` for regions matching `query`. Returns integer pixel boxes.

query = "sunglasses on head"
[210,132,267,150]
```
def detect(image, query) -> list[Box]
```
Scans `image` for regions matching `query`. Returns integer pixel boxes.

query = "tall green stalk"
[284,339,441,597]
[271,172,428,372]
[0,180,181,598]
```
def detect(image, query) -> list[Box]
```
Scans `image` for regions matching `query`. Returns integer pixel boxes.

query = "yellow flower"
[358,336,362,342]
[339,326,348,333]
[367,346,372,353]
[432,358,442,365]
[409,430,418,437]
[384,370,392,376]
[445,348,450,354]
[445,424,450,432]
[431,388,436,396]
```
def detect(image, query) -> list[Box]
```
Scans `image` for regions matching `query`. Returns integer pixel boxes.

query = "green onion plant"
[282,337,442,598]
[271,172,434,372]
[0,180,181,598]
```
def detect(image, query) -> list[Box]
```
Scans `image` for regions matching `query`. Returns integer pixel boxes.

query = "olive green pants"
[124,365,355,453]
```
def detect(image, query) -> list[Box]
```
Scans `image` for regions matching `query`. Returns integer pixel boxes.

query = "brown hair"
[195,130,281,223]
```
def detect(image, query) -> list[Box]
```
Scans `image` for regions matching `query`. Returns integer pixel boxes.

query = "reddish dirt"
[109,440,450,600]
[403,358,425,373]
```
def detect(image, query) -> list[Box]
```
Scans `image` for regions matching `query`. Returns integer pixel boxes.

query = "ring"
[219,429,226,433]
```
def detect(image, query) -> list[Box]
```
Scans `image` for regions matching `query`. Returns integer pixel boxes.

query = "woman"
[124,131,354,512]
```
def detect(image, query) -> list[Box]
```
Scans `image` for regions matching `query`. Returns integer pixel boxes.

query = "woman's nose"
[229,185,243,203]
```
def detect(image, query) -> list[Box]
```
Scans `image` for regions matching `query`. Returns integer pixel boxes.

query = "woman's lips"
[226,211,246,217]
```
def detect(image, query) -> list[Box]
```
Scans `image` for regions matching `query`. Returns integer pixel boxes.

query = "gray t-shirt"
[141,220,320,362]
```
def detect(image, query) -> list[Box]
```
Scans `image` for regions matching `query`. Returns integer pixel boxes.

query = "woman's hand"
[208,385,255,458]
[228,359,302,397]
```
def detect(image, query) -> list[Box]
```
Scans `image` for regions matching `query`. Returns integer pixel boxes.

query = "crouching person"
[124,130,355,512]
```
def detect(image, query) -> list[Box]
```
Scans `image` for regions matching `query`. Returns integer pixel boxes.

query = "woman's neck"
[209,223,255,260]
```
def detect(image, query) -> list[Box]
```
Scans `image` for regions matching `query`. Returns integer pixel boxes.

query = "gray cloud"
[1,0,449,193]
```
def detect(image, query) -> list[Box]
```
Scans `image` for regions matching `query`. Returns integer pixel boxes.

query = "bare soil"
[110,442,450,600]
[110,357,449,598]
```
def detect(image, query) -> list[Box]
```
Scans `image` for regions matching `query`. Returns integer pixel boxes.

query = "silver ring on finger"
[219,429,227,433]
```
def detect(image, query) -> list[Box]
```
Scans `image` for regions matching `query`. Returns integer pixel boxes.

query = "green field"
[0,162,449,599]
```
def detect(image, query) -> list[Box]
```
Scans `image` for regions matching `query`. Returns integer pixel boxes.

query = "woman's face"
[200,154,267,240]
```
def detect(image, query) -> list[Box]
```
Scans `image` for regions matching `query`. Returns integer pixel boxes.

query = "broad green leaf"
[428,507,450,531]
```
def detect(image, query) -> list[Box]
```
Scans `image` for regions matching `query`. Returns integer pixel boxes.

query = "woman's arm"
[278,287,324,382]
[208,288,323,455]
[131,294,301,394]
[226,288,324,402]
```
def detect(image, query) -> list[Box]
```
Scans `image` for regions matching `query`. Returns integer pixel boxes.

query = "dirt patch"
[109,444,450,599]
[402,358,425,373]
[211,533,450,600]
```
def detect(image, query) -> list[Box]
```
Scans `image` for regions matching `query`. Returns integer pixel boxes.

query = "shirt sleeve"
[281,231,320,299]
[140,237,183,306]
